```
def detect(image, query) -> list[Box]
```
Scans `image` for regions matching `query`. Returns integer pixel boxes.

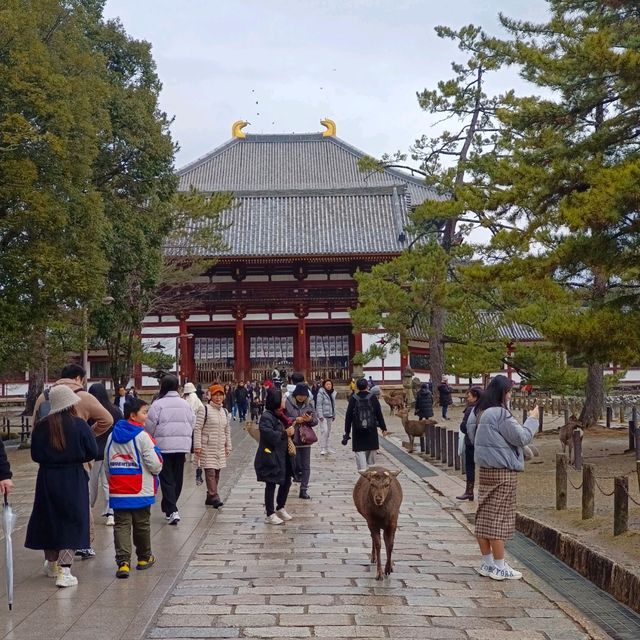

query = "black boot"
[212,499,224,509]
[205,494,216,506]
[456,481,474,501]
[299,490,311,500]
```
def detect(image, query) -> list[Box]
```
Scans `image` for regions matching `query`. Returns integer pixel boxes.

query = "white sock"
[482,553,494,566]
[494,558,505,570]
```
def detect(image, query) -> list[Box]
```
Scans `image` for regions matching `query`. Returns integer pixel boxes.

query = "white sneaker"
[275,508,292,521]
[489,562,523,581]
[105,515,115,526]
[55,567,78,588]
[168,511,181,525]
[265,513,284,525]
[478,562,494,577]
[320,450,326,456]
[44,560,59,578]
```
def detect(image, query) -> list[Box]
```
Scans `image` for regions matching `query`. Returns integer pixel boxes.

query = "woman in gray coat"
[315,379,337,455]
[467,375,538,582]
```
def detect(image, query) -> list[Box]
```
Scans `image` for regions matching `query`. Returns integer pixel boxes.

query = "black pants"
[238,401,248,421]
[465,442,475,483]
[159,452,186,516]
[264,456,293,516]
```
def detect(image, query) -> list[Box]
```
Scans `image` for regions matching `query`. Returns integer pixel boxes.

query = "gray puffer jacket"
[467,406,537,472]
[145,391,195,454]
[315,387,336,419]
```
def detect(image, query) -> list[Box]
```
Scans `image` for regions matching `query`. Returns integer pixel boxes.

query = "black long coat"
[438,382,453,406]
[0,439,11,481]
[254,409,288,484]
[344,391,387,452]
[414,388,434,419]
[25,414,98,551]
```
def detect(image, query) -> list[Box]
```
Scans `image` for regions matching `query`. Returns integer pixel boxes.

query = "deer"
[353,466,403,580]
[559,414,584,465]
[382,393,405,415]
[397,409,437,453]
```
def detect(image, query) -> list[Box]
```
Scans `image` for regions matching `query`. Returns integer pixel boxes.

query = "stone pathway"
[145,422,596,640]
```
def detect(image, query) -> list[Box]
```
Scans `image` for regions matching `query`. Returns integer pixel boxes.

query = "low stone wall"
[516,512,640,614]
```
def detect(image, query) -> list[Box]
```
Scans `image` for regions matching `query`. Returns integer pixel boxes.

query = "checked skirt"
[474,467,518,540]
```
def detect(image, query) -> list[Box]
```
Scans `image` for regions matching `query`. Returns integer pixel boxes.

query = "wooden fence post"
[440,428,447,464]
[629,420,636,452]
[556,453,568,510]
[573,430,583,470]
[613,476,628,536]
[447,430,454,467]
[539,405,544,433]
[522,408,527,424]
[582,464,594,520]
[434,426,441,460]
[606,406,612,429]
[430,424,436,459]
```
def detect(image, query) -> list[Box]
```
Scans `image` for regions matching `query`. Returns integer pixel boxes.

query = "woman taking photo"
[145,375,195,525]
[254,388,296,525]
[25,386,98,587]
[467,375,538,581]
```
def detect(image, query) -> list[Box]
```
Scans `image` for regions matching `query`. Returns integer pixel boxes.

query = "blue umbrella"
[2,493,16,610]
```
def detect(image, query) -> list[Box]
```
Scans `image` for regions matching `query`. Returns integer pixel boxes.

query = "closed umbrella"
[2,494,16,610]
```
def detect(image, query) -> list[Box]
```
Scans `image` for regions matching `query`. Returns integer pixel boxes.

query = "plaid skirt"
[474,467,518,540]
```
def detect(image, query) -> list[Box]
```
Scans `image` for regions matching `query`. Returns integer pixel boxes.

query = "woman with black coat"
[414,383,434,420]
[25,385,98,588]
[456,387,482,501]
[254,388,296,525]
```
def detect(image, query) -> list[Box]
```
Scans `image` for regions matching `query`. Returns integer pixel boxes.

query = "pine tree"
[480,0,640,425]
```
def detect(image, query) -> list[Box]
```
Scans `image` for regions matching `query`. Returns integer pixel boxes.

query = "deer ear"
[390,470,401,477]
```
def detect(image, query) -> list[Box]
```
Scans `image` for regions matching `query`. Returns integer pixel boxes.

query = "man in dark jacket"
[414,383,434,419]
[437,377,453,419]
[234,382,248,421]
[0,439,13,496]
[343,378,388,471]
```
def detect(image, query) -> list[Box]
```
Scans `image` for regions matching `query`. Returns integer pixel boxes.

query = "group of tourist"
[12,361,537,589]
[23,365,233,586]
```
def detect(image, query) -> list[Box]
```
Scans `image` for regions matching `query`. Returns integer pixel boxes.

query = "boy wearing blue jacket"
[105,398,163,578]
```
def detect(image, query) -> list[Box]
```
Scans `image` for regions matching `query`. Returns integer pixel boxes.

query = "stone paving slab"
[144,420,598,640]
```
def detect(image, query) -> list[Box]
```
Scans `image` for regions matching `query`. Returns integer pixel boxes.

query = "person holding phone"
[284,383,318,500]
[466,375,539,582]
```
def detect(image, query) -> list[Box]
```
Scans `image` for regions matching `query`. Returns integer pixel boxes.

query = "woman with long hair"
[145,375,195,525]
[25,386,98,587]
[456,386,482,501]
[467,375,539,581]
[87,383,122,526]
[254,388,296,524]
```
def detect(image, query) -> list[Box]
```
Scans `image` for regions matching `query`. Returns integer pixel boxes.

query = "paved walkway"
[0,405,607,640]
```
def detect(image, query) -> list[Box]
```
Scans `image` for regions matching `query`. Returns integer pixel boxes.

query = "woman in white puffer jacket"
[145,375,195,525]
[315,379,337,455]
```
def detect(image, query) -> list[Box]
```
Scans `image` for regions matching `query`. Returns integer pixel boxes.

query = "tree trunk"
[580,362,604,427]
[430,305,445,406]
[25,328,47,416]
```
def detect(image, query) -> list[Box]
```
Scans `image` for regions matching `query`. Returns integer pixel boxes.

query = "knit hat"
[49,385,81,415]
[369,385,381,397]
[209,384,225,396]
[183,382,196,394]
[293,383,309,397]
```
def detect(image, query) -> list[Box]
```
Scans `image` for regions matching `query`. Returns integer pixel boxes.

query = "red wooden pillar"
[295,305,308,379]
[234,307,246,381]
[178,315,189,385]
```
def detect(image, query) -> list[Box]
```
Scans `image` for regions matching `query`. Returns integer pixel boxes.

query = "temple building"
[139,119,441,387]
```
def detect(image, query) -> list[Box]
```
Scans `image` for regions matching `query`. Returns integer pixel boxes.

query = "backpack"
[353,393,376,431]
[36,388,52,421]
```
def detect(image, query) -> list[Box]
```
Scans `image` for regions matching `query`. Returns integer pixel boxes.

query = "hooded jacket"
[106,419,163,509]
[32,378,114,437]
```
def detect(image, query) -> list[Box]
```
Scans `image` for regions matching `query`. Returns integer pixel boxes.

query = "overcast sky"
[103,0,550,170]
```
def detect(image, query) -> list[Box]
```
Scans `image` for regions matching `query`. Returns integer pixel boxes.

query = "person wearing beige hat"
[25,385,98,588]
[193,384,232,508]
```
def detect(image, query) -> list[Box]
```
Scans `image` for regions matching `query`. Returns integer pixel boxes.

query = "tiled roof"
[407,312,543,343]
[177,133,442,207]
[166,186,412,258]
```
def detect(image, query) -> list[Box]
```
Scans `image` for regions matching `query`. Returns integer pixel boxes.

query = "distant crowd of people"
[0,364,539,590]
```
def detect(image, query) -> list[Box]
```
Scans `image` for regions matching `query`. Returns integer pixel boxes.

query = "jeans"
[113,506,151,564]
[295,446,311,492]
[319,418,333,451]
[159,452,186,516]
[238,401,248,422]
[442,404,449,419]
[264,455,293,515]
[465,442,475,483]
[355,450,376,471]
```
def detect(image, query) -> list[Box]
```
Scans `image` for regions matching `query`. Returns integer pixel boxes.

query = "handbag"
[287,437,297,457]
[293,423,318,446]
